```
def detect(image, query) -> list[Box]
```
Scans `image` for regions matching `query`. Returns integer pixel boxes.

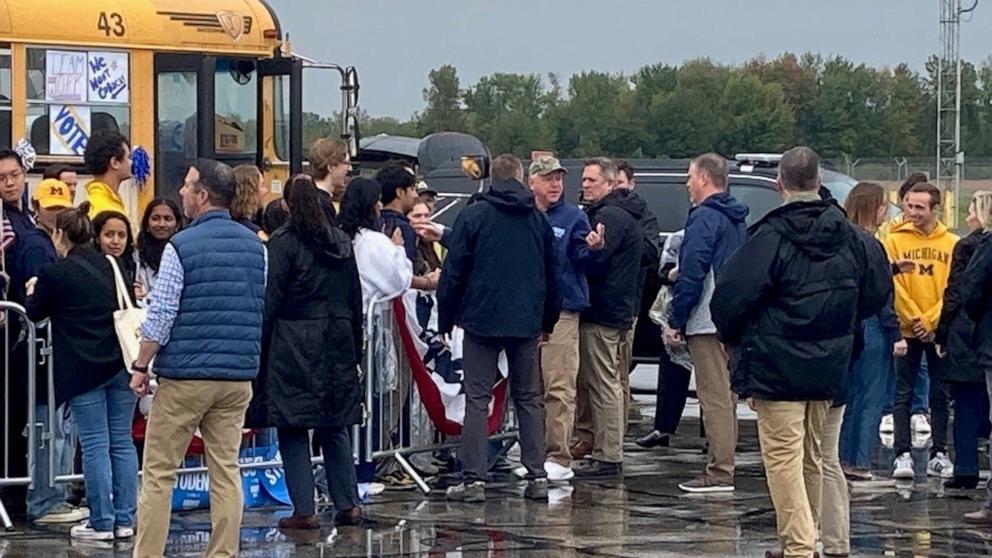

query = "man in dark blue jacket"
[667,153,748,493]
[528,155,603,481]
[438,154,562,502]
[376,164,419,264]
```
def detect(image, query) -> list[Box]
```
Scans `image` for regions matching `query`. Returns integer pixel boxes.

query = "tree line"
[303,53,992,161]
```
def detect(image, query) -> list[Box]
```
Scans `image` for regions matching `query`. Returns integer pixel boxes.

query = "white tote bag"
[105,255,147,372]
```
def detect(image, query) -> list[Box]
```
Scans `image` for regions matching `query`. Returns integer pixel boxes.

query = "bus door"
[153,53,260,202]
[257,55,359,182]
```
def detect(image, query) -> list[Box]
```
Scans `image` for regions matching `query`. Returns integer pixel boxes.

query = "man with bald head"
[711,146,888,557]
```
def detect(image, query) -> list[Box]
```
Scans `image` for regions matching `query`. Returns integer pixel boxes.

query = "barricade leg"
[392,453,430,494]
[0,498,13,531]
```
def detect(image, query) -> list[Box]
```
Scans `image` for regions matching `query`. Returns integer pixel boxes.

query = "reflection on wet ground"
[2,400,991,557]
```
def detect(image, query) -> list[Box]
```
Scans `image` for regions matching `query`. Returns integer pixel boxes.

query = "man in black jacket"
[572,157,643,477]
[615,160,661,425]
[711,147,888,558]
[438,154,562,502]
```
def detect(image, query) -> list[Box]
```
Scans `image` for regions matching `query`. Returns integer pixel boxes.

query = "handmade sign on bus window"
[87,51,129,104]
[45,50,87,103]
[49,105,90,156]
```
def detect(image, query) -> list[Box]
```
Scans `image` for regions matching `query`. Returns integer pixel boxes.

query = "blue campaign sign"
[49,105,90,156]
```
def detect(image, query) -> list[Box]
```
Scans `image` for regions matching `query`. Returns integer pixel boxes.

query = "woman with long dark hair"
[92,210,141,302]
[135,198,183,299]
[339,177,412,311]
[247,174,366,529]
[26,202,138,541]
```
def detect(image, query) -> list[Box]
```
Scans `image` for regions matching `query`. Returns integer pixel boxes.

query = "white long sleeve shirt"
[354,228,413,312]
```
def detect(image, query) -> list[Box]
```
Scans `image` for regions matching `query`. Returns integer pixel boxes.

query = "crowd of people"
[0,132,991,558]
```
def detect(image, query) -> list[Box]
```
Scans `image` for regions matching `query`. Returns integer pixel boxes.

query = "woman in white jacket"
[339,177,413,313]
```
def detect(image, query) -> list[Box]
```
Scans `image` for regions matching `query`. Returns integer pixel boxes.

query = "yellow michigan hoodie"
[883,219,959,337]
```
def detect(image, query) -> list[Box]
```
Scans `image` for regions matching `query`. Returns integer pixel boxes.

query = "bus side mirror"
[461,155,489,180]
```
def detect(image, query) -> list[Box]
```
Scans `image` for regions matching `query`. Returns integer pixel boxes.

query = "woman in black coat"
[26,202,138,540]
[246,175,365,529]
[937,192,992,489]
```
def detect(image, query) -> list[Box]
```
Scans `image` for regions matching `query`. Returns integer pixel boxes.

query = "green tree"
[417,64,466,135]
[718,72,794,154]
[462,72,557,155]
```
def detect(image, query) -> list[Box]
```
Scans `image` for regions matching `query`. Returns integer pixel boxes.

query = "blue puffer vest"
[154,209,266,381]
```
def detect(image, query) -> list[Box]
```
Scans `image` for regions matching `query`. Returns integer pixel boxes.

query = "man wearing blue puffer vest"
[129,159,267,558]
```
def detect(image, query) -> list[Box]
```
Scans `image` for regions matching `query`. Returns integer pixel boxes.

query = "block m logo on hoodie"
[918,263,935,276]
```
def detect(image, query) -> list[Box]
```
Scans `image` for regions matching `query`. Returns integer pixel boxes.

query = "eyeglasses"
[0,170,24,184]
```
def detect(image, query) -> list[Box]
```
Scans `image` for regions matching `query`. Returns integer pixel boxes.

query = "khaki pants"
[541,311,581,466]
[134,379,253,558]
[687,334,737,482]
[618,318,637,430]
[820,405,849,556]
[754,399,830,558]
[575,322,625,463]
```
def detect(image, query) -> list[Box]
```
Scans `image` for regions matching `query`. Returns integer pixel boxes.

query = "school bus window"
[214,59,257,154]
[25,47,131,156]
[156,71,198,201]
[0,50,10,149]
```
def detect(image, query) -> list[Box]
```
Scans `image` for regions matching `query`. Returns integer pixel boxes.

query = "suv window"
[729,183,781,226]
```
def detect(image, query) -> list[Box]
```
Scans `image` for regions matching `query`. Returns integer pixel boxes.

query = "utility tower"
[937,0,977,224]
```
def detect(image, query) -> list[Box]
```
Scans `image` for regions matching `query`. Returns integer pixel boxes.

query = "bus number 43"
[97,12,126,37]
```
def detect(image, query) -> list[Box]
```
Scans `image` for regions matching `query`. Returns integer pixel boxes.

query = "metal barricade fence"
[0,302,38,531]
[358,296,519,495]
[1,293,521,526]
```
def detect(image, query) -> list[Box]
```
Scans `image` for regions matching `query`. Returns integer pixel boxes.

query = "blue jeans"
[884,353,929,415]
[26,404,75,520]
[68,370,138,532]
[840,318,892,469]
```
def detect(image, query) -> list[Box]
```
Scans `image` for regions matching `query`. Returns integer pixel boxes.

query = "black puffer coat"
[246,224,363,428]
[962,233,992,372]
[582,189,645,330]
[711,200,889,401]
[936,229,987,383]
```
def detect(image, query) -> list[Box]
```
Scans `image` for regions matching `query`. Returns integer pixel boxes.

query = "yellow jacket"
[86,181,126,218]
[883,219,959,337]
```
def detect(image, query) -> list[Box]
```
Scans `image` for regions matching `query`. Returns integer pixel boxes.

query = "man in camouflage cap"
[527,154,604,481]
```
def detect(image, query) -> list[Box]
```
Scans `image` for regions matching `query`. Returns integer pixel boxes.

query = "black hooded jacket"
[437,179,562,338]
[711,200,889,401]
[582,189,645,330]
[246,224,363,428]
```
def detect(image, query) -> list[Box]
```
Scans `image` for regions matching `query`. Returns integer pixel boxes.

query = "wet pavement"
[2,399,991,557]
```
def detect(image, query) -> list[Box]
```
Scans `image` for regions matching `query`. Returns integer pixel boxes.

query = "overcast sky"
[266,0,992,119]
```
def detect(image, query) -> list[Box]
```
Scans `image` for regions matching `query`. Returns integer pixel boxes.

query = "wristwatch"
[131,361,149,374]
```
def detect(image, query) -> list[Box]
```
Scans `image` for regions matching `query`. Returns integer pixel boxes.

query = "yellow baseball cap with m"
[33,179,73,209]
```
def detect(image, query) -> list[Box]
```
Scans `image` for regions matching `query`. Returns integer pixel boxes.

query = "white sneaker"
[543,460,575,481]
[879,414,894,433]
[114,526,134,539]
[70,523,114,541]
[912,414,932,433]
[927,452,954,478]
[893,452,915,480]
[33,505,90,524]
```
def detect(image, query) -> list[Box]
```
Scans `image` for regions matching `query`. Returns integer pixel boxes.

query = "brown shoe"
[764,551,820,558]
[965,508,992,524]
[569,440,593,460]
[334,506,367,526]
[278,514,319,530]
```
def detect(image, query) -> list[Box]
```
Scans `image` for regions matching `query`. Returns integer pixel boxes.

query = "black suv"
[424,155,868,366]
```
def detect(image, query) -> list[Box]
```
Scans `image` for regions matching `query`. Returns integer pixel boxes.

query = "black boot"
[635,430,671,448]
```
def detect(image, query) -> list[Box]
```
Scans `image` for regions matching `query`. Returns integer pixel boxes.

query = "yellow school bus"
[0,0,358,220]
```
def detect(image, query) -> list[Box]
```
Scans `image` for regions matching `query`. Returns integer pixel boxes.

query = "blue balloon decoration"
[132,145,151,186]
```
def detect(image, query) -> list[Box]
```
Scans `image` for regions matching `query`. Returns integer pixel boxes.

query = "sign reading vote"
[87,51,129,103]
[45,50,87,103]
[49,105,91,156]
